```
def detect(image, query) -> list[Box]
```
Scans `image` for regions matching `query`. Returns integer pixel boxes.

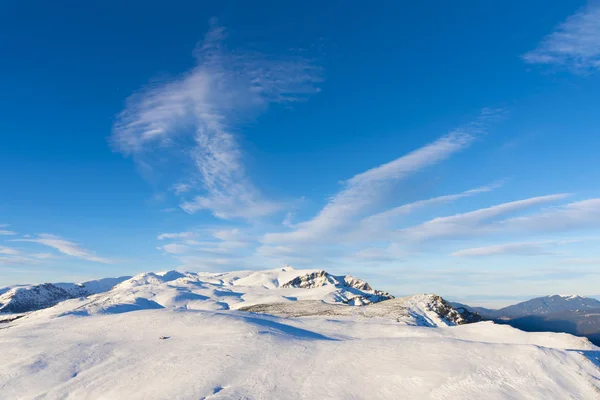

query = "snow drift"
[1,267,599,399]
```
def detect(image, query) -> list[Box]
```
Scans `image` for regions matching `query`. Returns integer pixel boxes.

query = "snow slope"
[1,267,600,399]
[452,295,600,346]
[241,294,482,326]
[13,267,395,318]
[1,308,600,399]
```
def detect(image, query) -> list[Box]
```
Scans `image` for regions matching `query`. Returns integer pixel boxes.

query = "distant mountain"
[495,295,600,319]
[453,295,600,345]
[498,309,600,345]
[453,295,600,319]
[0,276,130,313]
[449,301,495,317]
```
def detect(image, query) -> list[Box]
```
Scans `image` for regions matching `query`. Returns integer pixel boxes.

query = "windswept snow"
[241,294,481,326]
[17,267,394,317]
[2,309,600,399]
[1,267,600,399]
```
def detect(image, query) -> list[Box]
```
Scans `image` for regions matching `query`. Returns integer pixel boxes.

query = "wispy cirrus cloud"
[157,231,197,240]
[0,224,16,236]
[0,255,39,266]
[14,234,112,263]
[499,198,600,232]
[112,20,322,220]
[263,110,502,246]
[523,3,600,72]
[160,243,190,255]
[157,227,254,270]
[451,236,600,258]
[172,183,192,195]
[0,246,20,255]
[401,194,571,241]
[451,240,564,257]
[31,253,56,260]
[359,182,502,236]
[0,240,61,267]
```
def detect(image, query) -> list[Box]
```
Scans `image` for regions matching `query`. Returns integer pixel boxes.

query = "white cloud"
[359,183,501,235]
[0,255,39,266]
[172,183,191,195]
[499,198,600,232]
[451,241,559,257]
[401,194,570,241]
[0,227,16,236]
[160,243,190,255]
[157,232,196,240]
[0,246,20,255]
[349,247,404,263]
[158,228,252,259]
[212,228,243,242]
[14,234,111,263]
[180,195,281,220]
[523,3,600,71]
[32,253,55,260]
[112,20,321,220]
[282,212,294,228]
[263,110,500,245]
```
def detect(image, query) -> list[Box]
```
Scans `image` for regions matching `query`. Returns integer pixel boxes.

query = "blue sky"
[2,1,600,305]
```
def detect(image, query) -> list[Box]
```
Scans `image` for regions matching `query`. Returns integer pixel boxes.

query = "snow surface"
[1,267,600,399]
[21,267,392,317]
[240,294,476,326]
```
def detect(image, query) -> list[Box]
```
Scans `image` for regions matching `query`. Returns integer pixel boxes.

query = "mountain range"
[1,267,599,399]
[451,295,600,345]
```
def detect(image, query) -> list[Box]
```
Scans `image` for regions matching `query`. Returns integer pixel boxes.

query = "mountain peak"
[1,268,395,314]
[555,294,585,300]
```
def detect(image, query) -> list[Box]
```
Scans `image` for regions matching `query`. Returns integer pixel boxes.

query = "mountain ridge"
[1,267,476,328]
[1,267,599,398]
[0,276,131,314]
[451,295,600,346]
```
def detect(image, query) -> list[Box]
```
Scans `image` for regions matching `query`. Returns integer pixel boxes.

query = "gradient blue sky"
[2,1,600,305]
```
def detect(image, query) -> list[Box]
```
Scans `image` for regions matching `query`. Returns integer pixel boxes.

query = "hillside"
[0,277,130,313]
[1,268,599,399]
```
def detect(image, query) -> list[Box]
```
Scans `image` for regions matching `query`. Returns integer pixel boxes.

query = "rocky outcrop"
[281,270,394,305]
[425,295,482,325]
[0,283,85,313]
[241,293,483,327]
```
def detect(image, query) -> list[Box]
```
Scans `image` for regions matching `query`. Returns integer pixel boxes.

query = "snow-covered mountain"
[455,295,600,320]
[495,295,600,318]
[0,276,130,313]
[0,267,394,317]
[242,294,482,327]
[281,270,393,305]
[2,268,600,399]
[451,295,600,347]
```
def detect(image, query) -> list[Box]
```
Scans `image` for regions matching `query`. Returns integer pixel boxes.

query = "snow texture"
[1,267,599,399]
